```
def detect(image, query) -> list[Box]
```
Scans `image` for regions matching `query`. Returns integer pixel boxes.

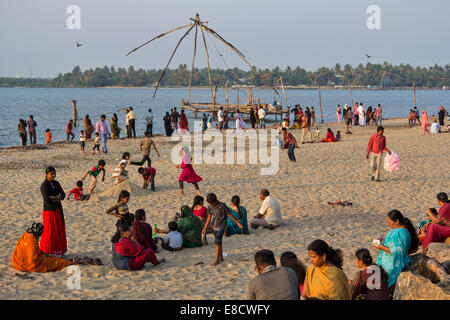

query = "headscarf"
[27,222,44,239]
[182,146,191,164]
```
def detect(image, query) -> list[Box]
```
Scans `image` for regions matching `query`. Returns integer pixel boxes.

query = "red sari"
[321,131,337,143]
[179,114,189,130]
[114,238,159,270]
[179,160,203,183]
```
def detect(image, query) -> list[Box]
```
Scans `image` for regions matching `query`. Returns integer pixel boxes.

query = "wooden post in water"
[348,87,354,107]
[236,88,239,108]
[72,100,78,127]
[280,76,287,108]
[225,81,229,108]
[318,86,324,124]
[413,82,416,107]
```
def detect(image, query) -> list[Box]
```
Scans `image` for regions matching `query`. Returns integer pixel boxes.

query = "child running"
[177,146,202,195]
[81,159,106,194]
[92,132,101,155]
[67,180,90,201]
[106,190,134,229]
[138,166,156,191]
[112,152,131,185]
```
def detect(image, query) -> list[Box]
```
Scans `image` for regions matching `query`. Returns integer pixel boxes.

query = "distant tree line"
[2,63,449,88]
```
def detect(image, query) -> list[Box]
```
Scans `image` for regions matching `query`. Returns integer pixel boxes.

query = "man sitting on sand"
[247,249,299,300]
[250,189,282,230]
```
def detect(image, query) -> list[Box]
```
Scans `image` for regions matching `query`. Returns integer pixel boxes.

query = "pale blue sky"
[0,0,449,78]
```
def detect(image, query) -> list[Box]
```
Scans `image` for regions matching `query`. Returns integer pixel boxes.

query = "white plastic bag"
[384,151,400,172]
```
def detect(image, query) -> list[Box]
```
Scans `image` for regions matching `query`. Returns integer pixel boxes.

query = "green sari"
[177,206,203,248]
[110,117,121,139]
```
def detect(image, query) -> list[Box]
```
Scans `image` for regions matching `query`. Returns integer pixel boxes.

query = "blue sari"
[226,206,249,235]
[376,228,411,287]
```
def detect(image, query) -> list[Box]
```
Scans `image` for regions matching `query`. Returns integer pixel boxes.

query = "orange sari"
[11,232,72,272]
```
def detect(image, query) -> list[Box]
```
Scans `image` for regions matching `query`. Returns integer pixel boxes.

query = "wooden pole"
[72,100,78,127]
[225,81,229,108]
[200,23,215,109]
[236,88,239,107]
[413,82,416,107]
[187,22,199,103]
[348,87,354,107]
[280,76,287,107]
[248,87,253,106]
[318,86,324,124]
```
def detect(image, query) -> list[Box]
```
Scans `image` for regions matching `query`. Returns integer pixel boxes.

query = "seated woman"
[280,251,307,295]
[321,128,337,143]
[132,209,157,251]
[192,195,207,224]
[302,239,352,300]
[111,224,165,271]
[351,248,390,300]
[11,222,73,272]
[374,210,419,292]
[421,192,450,253]
[226,195,249,236]
[176,206,203,248]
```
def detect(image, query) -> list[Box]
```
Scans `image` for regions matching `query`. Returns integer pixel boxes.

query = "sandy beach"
[0,118,449,300]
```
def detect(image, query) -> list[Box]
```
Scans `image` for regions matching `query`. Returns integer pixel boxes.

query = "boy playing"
[81,159,106,194]
[202,193,243,266]
[138,166,156,191]
[67,180,90,201]
[155,221,183,251]
[92,132,101,155]
[80,130,86,153]
[45,129,53,144]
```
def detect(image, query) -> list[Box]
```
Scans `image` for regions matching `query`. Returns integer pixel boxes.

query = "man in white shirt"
[250,189,282,230]
[357,103,365,126]
[430,119,440,133]
[126,107,136,138]
[258,106,267,128]
[218,107,225,131]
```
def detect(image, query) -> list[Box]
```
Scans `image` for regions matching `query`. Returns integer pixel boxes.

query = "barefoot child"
[106,190,134,229]
[81,159,106,194]
[112,152,131,185]
[45,129,53,144]
[80,130,86,153]
[177,146,202,195]
[202,193,243,266]
[67,180,90,201]
[92,132,101,155]
[138,166,156,191]
[155,221,183,251]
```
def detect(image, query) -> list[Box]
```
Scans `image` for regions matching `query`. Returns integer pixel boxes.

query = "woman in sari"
[12,223,73,272]
[40,166,67,257]
[17,119,27,146]
[351,248,390,300]
[235,110,245,132]
[179,110,189,133]
[83,115,95,139]
[111,224,165,271]
[374,210,419,291]
[226,195,249,236]
[201,113,207,133]
[110,113,121,139]
[206,114,213,130]
[321,128,337,143]
[302,239,351,300]
[177,146,202,195]
[421,192,450,253]
[163,112,173,136]
[421,110,429,135]
[177,206,203,248]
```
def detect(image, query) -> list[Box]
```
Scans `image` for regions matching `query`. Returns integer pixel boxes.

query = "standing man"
[249,107,256,128]
[171,107,180,131]
[281,127,297,162]
[300,114,312,144]
[218,107,225,131]
[366,126,391,182]
[375,104,383,127]
[127,107,136,138]
[310,107,315,127]
[66,120,75,141]
[353,102,359,125]
[28,115,37,145]
[414,106,421,126]
[258,106,266,128]
[146,108,153,137]
[131,131,160,167]
[95,114,111,154]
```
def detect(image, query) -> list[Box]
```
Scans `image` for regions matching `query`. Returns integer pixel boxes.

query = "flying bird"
[76,41,83,47]
[365,54,372,59]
